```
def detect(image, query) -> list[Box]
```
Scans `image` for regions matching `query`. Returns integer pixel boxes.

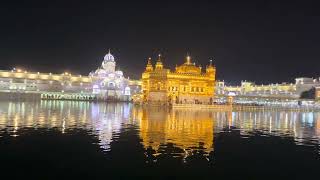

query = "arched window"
[93,85,100,94]
[108,82,115,87]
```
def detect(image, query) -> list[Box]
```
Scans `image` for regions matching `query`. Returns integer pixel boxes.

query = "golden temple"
[137,54,216,104]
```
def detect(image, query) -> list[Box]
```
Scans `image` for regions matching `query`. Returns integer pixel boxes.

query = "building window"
[93,85,100,94]
[124,87,131,95]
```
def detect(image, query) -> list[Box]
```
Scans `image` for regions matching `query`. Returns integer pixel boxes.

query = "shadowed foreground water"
[0,101,319,179]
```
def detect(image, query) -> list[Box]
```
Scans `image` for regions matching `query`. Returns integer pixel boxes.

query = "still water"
[0,101,319,179]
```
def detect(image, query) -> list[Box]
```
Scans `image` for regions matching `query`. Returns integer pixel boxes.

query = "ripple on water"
[0,101,319,179]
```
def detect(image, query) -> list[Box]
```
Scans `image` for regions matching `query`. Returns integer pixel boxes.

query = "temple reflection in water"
[0,101,320,158]
[0,101,132,151]
[131,107,216,160]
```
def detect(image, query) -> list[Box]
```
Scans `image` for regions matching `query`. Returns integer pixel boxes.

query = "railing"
[232,105,320,112]
[167,103,320,112]
[172,104,232,111]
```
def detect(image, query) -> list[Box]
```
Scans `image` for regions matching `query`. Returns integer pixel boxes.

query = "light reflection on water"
[0,101,133,152]
[0,100,320,158]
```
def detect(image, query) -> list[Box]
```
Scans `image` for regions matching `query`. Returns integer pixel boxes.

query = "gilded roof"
[175,56,201,74]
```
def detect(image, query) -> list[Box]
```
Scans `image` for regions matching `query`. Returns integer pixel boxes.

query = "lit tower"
[145,57,154,72]
[206,59,216,98]
[206,59,216,77]
[155,54,163,70]
[186,55,191,65]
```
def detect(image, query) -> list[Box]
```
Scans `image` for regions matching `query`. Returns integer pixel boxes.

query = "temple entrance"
[175,96,179,104]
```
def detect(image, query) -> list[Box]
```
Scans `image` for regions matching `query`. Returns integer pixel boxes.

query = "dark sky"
[0,0,319,84]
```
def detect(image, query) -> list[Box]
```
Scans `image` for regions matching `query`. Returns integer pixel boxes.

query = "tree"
[300,87,316,99]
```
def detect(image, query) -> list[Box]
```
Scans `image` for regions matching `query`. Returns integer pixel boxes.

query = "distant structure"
[216,77,320,103]
[137,54,216,104]
[0,51,141,101]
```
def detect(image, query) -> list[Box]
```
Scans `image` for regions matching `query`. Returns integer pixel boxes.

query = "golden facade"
[141,55,216,104]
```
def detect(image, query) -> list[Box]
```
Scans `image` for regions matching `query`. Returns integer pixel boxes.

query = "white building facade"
[89,51,131,101]
[0,51,140,101]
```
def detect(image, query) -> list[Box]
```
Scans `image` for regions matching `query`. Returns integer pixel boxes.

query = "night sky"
[1,0,319,85]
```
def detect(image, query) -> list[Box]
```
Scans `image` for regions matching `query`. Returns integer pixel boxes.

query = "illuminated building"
[88,50,132,101]
[216,77,320,103]
[140,55,216,104]
[0,51,141,101]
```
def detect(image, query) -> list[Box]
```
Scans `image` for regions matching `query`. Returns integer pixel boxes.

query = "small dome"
[175,56,201,74]
[104,51,115,62]
[176,63,201,74]
[115,70,123,76]
[89,71,95,76]
[95,68,106,75]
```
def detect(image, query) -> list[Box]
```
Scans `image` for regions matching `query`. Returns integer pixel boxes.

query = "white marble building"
[89,51,131,101]
[0,50,140,101]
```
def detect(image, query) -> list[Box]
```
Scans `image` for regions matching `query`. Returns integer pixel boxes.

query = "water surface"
[0,101,319,179]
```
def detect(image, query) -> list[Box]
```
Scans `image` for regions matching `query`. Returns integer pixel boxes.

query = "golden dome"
[175,56,201,74]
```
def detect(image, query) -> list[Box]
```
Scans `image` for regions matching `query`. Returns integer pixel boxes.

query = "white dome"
[95,68,106,75]
[115,70,123,76]
[104,51,115,62]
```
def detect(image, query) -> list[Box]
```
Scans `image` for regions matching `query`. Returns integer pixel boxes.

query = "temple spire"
[186,55,191,64]
[155,54,163,70]
[206,58,215,76]
[148,57,152,64]
[145,57,154,72]
[157,54,162,62]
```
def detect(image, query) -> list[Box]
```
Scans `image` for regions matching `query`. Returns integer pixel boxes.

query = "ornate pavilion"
[139,54,216,104]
